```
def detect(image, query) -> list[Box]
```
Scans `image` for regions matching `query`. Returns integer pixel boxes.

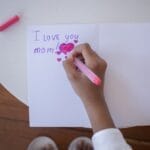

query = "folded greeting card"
[27,23,150,127]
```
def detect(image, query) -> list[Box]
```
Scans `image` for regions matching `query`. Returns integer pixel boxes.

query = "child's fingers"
[71,43,100,61]
[63,57,80,81]
[71,43,94,58]
[71,44,100,69]
[68,43,107,76]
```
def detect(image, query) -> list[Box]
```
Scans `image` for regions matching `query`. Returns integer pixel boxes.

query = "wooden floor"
[0,84,150,150]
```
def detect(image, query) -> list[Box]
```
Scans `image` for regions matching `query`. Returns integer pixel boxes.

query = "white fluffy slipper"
[68,136,93,150]
[27,136,58,150]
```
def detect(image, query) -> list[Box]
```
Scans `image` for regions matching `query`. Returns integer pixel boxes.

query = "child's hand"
[63,43,107,103]
[63,44,114,133]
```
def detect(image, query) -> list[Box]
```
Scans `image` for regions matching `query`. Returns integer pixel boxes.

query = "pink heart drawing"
[59,43,75,55]
[57,58,62,62]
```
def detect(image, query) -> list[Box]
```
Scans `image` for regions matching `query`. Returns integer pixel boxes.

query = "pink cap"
[92,77,101,86]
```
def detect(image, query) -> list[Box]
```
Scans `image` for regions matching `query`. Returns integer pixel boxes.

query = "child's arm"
[63,43,132,150]
[63,43,114,133]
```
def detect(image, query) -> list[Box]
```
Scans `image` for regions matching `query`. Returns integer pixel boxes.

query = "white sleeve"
[92,128,132,150]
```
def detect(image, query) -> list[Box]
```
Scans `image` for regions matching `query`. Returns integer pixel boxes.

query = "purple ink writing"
[74,40,78,43]
[57,58,62,62]
[43,34,60,42]
[34,30,60,42]
[32,30,79,63]
[34,47,55,54]
[34,30,40,41]
[65,34,79,42]
[55,51,61,55]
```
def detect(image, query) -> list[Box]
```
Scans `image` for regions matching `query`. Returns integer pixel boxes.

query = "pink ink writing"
[59,43,74,54]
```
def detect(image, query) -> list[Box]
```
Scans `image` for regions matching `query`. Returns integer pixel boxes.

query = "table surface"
[1,0,150,105]
[0,84,150,150]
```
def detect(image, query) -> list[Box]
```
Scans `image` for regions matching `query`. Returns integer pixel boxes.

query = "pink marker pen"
[74,58,101,86]
[0,14,20,31]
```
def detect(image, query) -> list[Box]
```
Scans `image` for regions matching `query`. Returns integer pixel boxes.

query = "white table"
[1,0,150,105]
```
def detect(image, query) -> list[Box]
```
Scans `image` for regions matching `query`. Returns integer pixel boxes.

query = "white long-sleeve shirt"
[92,128,132,150]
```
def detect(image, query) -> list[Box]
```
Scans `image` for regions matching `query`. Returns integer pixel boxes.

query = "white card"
[99,23,150,127]
[27,24,99,127]
[28,23,150,128]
